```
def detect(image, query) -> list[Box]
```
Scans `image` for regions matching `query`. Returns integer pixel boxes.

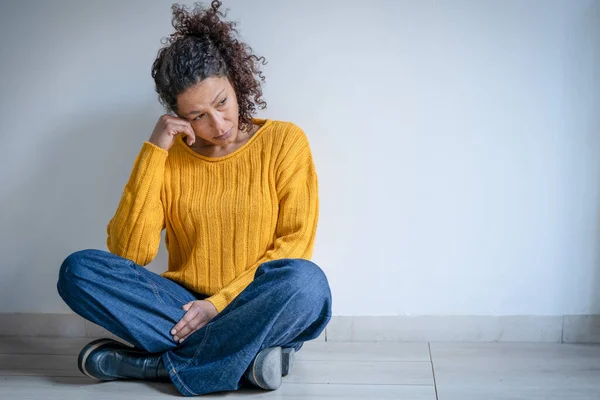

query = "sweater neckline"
[175,119,271,162]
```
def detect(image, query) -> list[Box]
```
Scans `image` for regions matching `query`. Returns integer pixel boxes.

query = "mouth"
[214,128,233,140]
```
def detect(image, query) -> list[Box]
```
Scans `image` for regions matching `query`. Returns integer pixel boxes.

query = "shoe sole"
[77,338,118,380]
[282,347,295,376]
[251,347,282,390]
[250,347,296,390]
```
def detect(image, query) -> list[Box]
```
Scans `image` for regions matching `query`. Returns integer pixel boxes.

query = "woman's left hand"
[171,300,218,343]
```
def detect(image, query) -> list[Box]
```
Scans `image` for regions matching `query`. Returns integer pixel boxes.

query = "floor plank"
[430,343,600,400]
[297,341,430,362]
[0,354,79,376]
[0,378,436,399]
[287,360,433,385]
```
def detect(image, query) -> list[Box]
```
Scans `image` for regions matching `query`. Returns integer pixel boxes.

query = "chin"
[226,128,238,144]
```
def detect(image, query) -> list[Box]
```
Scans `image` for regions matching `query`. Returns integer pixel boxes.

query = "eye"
[193,114,205,121]
[219,97,227,106]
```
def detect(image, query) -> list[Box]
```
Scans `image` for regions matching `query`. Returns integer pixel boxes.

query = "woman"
[56,1,332,396]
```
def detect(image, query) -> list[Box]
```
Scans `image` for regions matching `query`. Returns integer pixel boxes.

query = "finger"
[175,317,201,340]
[174,303,194,338]
[179,320,208,342]
[176,303,212,341]
[168,122,195,146]
[173,308,198,334]
[182,127,196,146]
[163,117,192,135]
[171,308,199,337]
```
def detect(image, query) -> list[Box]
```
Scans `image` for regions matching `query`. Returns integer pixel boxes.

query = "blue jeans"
[56,249,332,396]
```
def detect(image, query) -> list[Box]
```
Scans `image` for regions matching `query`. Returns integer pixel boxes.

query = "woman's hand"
[171,300,218,343]
[148,114,196,151]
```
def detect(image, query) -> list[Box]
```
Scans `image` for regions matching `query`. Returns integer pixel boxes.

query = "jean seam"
[150,282,167,305]
[132,263,141,281]
[153,284,190,305]
[164,352,197,396]
[131,261,190,306]
[132,264,166,305]
[181,323,212,369]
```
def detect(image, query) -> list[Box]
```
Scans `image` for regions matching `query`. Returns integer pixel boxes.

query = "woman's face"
[176,76,240,146]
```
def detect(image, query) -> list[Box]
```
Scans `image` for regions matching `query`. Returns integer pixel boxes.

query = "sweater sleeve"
[206,126,319,313]
[106,141,168,266]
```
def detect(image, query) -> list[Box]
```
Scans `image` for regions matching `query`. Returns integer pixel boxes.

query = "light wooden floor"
[1,337,599,399]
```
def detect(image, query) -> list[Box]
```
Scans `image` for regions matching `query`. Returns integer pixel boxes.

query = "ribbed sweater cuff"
[205,294,229,314]
[142,141,169,156]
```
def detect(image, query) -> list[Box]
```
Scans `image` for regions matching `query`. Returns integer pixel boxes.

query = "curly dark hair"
[151,1,267,133]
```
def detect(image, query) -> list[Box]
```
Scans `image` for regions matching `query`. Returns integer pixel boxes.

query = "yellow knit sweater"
[106,119,319,313]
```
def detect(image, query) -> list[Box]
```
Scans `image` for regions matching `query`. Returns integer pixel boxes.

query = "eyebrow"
[185,89,226,117]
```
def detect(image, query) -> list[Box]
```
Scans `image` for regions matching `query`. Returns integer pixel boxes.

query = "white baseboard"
[0,313,326,342]
[563,315,600,343]
[1,313,599,343]
[326,316,564,342]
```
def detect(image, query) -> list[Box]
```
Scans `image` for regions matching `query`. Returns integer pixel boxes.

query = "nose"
[210,112,226,135]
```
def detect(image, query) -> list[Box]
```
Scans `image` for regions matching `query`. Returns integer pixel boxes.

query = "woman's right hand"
[148,114,196,151]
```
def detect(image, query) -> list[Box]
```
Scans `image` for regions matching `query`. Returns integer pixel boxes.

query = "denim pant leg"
[162,258,333,397]
[57,249,199,353]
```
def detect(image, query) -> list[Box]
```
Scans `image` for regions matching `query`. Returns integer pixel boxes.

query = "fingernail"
[173,336,179,341]
[179,338,185,343]
[171,329,176,335]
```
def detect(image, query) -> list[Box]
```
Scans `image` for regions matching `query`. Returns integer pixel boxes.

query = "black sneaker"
[77,338,169,382]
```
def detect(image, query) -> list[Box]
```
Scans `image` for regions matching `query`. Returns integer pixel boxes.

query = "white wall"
[1,0,599,316]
